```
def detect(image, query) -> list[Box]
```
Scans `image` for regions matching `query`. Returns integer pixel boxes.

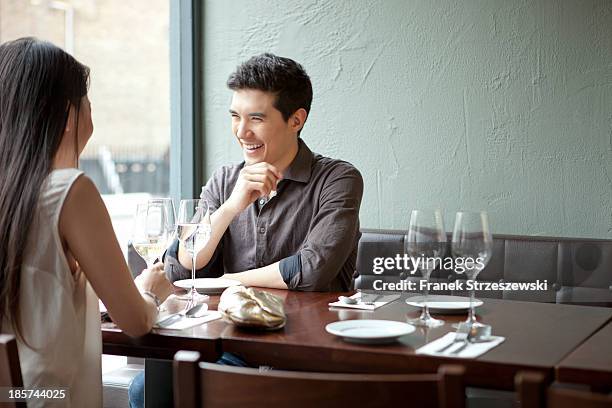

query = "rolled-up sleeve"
[279,254,302,285]
[289,165,363,291]
[162,169,225,282]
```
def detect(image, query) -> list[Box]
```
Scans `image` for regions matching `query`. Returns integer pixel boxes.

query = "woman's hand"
[135,263,174,304]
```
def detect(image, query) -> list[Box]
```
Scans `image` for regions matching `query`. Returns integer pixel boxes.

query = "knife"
[156,313,183,328]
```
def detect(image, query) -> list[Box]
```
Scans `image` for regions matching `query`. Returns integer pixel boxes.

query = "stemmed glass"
[452,211,493,329]
[149,198,177,242]
[131,200,175,269]
[177,199,212,309]
[405,209,447,328]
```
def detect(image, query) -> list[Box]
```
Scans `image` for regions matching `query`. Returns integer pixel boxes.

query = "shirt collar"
[282,139,313,184]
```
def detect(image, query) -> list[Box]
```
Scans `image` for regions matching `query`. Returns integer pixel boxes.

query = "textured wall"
[201,0,612,238]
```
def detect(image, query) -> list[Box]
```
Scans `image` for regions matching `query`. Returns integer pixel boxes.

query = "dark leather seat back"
[355,228,612,306]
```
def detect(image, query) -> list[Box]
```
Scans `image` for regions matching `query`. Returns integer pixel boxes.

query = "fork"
[450,339,470,354]
[436,323,470,353]
[450,323,494,354]
[157,303,206,327]
[360,293,382,305]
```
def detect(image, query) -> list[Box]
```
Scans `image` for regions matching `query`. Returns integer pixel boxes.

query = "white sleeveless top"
[7,169,102,407]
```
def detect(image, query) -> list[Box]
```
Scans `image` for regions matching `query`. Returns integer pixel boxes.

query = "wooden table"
[102,296,224,361]
[556,320,612,390]
[102,290,612,390]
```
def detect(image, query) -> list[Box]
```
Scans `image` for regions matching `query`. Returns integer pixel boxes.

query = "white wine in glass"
[132,241,167,265]
[132,202,174,268]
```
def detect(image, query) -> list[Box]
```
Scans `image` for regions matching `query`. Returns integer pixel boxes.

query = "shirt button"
[259,227,266,234]
[259,199,266,206]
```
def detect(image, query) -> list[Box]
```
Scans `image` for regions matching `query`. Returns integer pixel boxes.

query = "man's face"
[230,89,296,166]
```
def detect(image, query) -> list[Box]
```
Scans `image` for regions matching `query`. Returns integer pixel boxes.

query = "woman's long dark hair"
[0,38,90,341]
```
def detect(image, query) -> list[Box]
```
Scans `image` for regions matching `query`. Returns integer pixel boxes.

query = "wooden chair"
[174,350,466,408]
[0,334,25,408]
[516,371,612,408]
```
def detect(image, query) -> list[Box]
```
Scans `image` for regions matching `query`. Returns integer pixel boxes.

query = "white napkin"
[155,311,222,330]
[416,332,505,358]
[328,292,400,311]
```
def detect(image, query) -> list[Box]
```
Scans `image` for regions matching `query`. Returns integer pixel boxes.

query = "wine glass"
[149,198,176,244]
[131,201,174,269]
[177,199,212,308]
[405,209,446,328]
[452,211,493,329]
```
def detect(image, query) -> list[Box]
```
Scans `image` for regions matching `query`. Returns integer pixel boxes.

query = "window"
[0,0,171,254]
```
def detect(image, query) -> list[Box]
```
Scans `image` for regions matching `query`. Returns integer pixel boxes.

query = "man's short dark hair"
[227,53,312,129]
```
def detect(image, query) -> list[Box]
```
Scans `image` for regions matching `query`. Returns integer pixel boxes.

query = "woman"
[0,38,173,407]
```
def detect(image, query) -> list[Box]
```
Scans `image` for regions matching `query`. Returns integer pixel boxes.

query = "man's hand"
[225,162,282,214]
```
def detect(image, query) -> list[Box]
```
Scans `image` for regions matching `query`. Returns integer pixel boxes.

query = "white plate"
[173,278,241,295]
[325,319,415,344]
[405,295,483,314]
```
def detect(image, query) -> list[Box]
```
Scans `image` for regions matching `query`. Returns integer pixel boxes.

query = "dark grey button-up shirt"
[165,139,363,291]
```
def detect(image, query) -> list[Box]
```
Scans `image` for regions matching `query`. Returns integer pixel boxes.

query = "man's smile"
[244,143,263,151]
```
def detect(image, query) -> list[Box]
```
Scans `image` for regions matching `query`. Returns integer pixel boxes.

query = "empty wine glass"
[405,209,446,328]
[452,211,493,329]
[177,199,211,309]
[131,201,174,269]
[149,197,176,243]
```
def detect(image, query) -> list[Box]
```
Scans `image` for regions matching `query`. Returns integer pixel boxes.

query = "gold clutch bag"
[218,286,286,330]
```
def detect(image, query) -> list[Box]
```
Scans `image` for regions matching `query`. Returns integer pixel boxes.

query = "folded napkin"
[328,292,400,311]
[155,311,222,330]
[416,332,505,358]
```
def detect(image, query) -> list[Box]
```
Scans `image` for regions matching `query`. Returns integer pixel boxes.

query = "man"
[165,53,363,291]
[129,53,363,408]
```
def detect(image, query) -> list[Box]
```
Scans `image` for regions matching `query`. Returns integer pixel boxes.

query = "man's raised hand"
[226,162,282,214]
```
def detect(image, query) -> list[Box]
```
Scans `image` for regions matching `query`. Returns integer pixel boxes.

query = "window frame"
[170,0,203,202]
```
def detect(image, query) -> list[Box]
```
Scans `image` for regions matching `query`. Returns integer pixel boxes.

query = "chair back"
[0,334,25,408]
[355,229,612,306]
[516,371,612,408]
[174,351,465,408]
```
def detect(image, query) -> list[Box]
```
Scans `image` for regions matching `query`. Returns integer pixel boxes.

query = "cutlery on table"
[436,322,470,353]
[360,294,382,305]
[338,293,383,306]
[448,323,493,354]
[157,303,208,327]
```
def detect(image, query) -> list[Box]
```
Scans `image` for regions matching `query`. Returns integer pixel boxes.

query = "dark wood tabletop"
[102,295,225,361]
[556,319,612,390]
[102,290,612,390]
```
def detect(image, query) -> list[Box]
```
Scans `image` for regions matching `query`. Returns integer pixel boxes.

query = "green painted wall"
[200,0,612,238]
